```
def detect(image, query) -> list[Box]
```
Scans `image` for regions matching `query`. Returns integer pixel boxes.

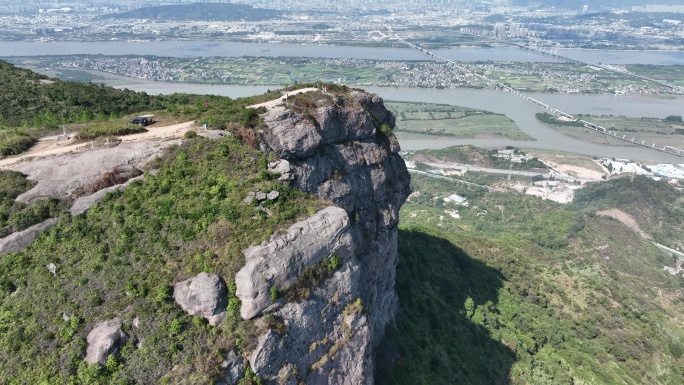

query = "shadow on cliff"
[376,226,515,385]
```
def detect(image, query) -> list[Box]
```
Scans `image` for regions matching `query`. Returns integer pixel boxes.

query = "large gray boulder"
[173,272,228,326]
[235,206,354,320]
[85,318,128,365]
[0,218,58,257]
[262,109,322,159]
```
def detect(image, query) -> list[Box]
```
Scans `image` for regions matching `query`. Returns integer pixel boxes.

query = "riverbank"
[92,78,684,163]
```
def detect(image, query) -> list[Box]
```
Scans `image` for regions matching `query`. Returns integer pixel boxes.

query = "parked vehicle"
[129,115,154,126]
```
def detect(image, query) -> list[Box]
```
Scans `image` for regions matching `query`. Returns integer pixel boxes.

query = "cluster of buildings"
[653,164,684,180]
[0,1,682,52]
[50,55,486,88]
[514,180,578,204]
[597,158,684,183]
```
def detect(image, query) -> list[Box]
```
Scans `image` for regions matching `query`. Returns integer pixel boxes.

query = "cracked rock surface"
[241,89,410,384]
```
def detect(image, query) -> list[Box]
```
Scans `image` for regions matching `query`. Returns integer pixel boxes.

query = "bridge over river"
[389,29,684,159]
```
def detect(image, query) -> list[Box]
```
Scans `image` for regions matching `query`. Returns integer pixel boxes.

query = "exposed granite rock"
[235,206,353,320]
[266,190,280,201]
[69,175,144,216]
[173,272,228,326]
[85,318,128,365]
[0,218,58,257]
[248,262,371,384]
[219,350,245,385]
[262,109,322,159]
[198,129,232,140]
[267,159,293,182]
[11,141,177,204]
[242,89,410,384]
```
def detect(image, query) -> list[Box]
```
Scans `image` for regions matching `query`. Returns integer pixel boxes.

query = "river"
[111,80,684,163]
[3,40,684,65]
[6,39,682,161]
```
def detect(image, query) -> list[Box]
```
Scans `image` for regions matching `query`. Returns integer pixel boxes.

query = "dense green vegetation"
[0,128,36,156]
[0,137,327,383]
[536,112,585,127]
[573,175,684,248]
[383,172,684,385]
[0,60,164,128]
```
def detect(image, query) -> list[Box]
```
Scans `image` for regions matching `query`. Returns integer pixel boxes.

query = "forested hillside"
[384,173,684,384]
[0,61,163,128]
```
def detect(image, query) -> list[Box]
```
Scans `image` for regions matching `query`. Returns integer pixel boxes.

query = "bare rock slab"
[218,350,245,385]
[173,272,228,326]
[69,175,144,216]
[85,318,128,365]
[0,218,58,257]
[235,206,353,320]
[12,141,176,204]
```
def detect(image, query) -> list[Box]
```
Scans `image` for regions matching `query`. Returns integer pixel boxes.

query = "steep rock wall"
[241,89,410,384]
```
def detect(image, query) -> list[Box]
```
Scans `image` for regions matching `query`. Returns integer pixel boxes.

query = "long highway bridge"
[509,42,684,95]
[388,28,684,159]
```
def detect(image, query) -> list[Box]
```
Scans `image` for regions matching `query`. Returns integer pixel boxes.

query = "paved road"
[417,161,597,183]
[408,169,502,192]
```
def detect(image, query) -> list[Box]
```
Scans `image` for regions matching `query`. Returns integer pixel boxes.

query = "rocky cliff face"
[235,89,410,384]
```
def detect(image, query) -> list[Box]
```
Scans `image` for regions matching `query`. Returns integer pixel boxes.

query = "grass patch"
[285,255,343,302]
[75,122,147,140]
[0,128,37,157]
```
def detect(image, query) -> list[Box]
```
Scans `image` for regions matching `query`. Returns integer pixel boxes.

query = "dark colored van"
[129,116,151,126]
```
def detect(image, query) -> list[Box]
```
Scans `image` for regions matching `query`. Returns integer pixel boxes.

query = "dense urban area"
[1,0,684,51]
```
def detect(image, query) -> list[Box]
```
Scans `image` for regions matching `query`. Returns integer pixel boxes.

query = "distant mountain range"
[101,3,282,22]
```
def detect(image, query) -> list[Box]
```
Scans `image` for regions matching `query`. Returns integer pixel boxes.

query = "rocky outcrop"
[0,218,58,257]
[85,318,128,365]
[236,206,353,320]
[12,141,176,204]
[173,272,228,326]
[248,262,371,384]
[70,175,145,216]
[244,89,410,384]
[219,350,245,385]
